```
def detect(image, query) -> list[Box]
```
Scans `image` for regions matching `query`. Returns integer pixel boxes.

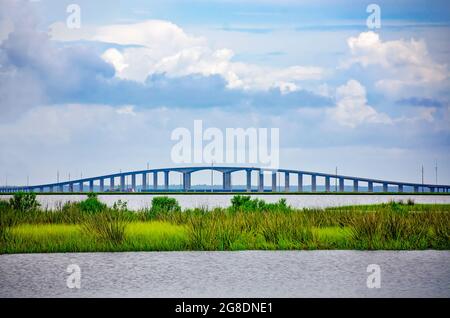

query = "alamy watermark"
[366,4,381,29]
[171,120,279,170]
[366,264,381,289]
[66,264,81,289]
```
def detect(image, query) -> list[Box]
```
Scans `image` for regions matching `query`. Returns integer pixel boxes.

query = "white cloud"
[49,19,324,91]
[342,31,449,97]
[102,48,129,72]
[327,79,392,128]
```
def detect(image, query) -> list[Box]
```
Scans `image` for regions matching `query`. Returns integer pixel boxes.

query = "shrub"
[145,196,181,219]
[230,195,290,212]
[9,192,40,213]
[76,194,107,214]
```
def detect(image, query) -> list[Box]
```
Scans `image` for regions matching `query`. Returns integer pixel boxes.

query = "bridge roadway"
[0,166,449,193]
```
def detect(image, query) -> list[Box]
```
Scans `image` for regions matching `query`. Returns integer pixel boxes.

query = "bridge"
[0,166,449,193]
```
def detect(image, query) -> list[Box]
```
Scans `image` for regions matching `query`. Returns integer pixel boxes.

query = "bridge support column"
[339,178,345,192]
[153,172,158,191]
[271,172,277,192]
[413,185,419,193]
[131,174,136,192]
[164,171,169,191]
[79,182,83,192]
[298,173,303,192]
[69,183,74,192]
[246,170,252,192]
[223,172,232,191]
[142,173,147,191]
[430,187,435,193]
[110,177,115,191]
[59,184,63,192]
[383,183,388,192]
[285,172,290,192]
[258,171,264,192]
[353,180,358,192]
[398,184,403,193]
[120,175,125,192]
[100,179,104,192]
[368,181,373,193]
[49,186,54,193]
[311,175,316,192]
[325,176,330,192]
[183,172,191,191]
[89,180,94,192]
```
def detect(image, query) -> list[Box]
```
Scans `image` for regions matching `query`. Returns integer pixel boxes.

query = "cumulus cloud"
[50,19,324,91]
[327,79,392,128]
[342,31,449,97]
[0,0,115,120]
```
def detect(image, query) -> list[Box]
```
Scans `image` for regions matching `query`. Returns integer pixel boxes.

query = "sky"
[0,0,450,186]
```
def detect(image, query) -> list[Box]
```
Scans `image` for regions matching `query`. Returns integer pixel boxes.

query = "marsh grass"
[1,194,449,253]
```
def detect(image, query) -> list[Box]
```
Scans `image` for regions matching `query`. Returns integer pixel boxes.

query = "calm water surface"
[0,251,448,298]
[1,194,449,210]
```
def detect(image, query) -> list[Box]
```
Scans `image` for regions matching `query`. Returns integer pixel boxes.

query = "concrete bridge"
[0,166,449,193]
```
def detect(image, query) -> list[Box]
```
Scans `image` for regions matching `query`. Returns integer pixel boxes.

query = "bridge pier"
[153,172,158,191]
[258,171,264,192]
[311,174,316,192]
[100,178,104,192]
[353,180,358,192]
[325,176,330,192]
[271,172,277,192]
[110,177,115,191]
[120,175,125,192]
[298,173,303,192]
[339,177,344,192]
[285,172,290,192]
[430,187,435,193]
[79,182,83,192]
[246,170,252,192]
[368,181,373,193]
[223,172,232,191]
[59,184,63,192]
[164,171,169,191]
[131,174,136,192]
[69,183,74,192]
[414,185,419,193]
[383,183,388,192]
[398,184,403,193]
[89,180,94,192]
[183,172,191,191]
[142,173,147,191]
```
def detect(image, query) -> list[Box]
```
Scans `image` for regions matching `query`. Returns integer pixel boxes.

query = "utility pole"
[421,165,424,192]
[435,160,438,185]
[335,166,338,192]
[211,161,214,192]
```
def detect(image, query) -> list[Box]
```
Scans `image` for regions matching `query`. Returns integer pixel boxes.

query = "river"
[1,194,450,210]
[0,251,448,298]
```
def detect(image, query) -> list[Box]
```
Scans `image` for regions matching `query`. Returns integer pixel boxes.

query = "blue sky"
[1,0,450,186]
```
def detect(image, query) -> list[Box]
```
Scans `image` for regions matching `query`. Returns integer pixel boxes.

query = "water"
[0,251,448,298]
[1,194,449,210]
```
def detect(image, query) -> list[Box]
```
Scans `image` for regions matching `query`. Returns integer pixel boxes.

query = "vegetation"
[0,193,449,253]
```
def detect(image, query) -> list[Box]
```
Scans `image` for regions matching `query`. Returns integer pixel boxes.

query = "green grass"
[3,222,189,254]
[0,194,449,253]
